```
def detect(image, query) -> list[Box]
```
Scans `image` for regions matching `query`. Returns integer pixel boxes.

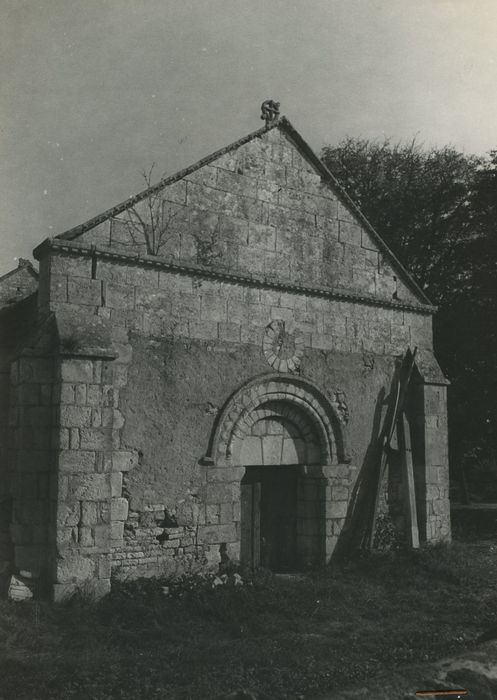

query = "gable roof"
[0,258,38,285]
[53,116,431,306]
[0,259,39,311]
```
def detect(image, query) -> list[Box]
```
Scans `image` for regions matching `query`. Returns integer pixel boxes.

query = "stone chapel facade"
[0,113,450,600]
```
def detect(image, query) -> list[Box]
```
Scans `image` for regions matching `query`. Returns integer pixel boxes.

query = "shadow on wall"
[334,359,404,556]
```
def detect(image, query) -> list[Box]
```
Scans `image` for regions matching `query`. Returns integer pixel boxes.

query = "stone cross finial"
[261,99,280,126]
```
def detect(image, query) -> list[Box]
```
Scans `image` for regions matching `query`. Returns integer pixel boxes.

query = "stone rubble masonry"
[111,506,209,579]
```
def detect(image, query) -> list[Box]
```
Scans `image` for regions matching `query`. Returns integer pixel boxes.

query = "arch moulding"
[205,373,350,467]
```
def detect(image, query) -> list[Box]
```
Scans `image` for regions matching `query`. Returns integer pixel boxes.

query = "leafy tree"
[321,138,496,476]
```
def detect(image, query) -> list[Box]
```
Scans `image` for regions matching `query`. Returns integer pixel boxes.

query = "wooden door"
[241,466,298,571]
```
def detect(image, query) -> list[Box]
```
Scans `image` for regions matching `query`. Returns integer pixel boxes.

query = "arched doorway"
[206,374,349,571]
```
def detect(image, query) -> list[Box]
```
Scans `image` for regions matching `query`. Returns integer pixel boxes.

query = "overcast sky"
[1,0,496,275]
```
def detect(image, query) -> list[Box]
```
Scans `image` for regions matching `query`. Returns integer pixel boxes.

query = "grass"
[0,542,496,699]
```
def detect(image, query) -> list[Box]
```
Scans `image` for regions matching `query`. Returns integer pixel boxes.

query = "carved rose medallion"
[263,320,304,372]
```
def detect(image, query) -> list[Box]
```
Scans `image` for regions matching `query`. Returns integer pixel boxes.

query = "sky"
[1,0,497,275]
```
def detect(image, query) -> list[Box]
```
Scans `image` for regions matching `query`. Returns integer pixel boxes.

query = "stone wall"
[3,118,450,594]
[73,124,421,309]
[0,264,39,592]
[24,242,448,585]
[8,354,56,586]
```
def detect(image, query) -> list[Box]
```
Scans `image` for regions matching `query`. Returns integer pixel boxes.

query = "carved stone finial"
[261,99,280,126]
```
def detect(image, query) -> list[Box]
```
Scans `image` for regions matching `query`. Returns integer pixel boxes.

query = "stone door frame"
[204,373,352,569]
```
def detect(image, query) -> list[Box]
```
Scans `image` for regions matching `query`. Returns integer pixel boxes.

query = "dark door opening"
[241,465,298,572]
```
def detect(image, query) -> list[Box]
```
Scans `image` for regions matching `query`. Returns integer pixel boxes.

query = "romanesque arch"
[207,373,349,468]
[204,374,351,571]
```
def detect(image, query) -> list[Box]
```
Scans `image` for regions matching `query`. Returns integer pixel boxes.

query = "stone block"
[248,222,276,250]
[281,438,305,465]
[112,450,139,472]
[111,472,123,498]
[189,320,218,341]
[78,526,94,546]
[60,384,75,405]
[104,283,135,310]
[232,500,241,522]
[79,427,112,450]
[67,278,102,306]
[197,523,237,544]
[111,497,129,521]
[49,274,68,302]
[311,333,333,350]
[105,364,125,388]
[240,324,264,346]
[219,503,232,524]
[207,466,244,483]
[331,485,349,501]
[60,405,92,428]
[262,435,283,465]
[218,322,241,343]
[331,501,348,519]
[200,293,226,323]
[216,168,257,199]
[57,502,81,527]
[98,555,111,579]
[69,428,80,449]
[111,521,124,540]
[206,504,220,524]
[93,524,110,548]
[50,253,92,279]
[80,502,98,526]
[265,251,291,279]
[206,482,237,505]
[59,449,96,473]
[56,555,96,583]
[61,360,93,384]
[338,221,362,247]
[239,436,263,465]
[391,323,410,349]
[432,500,449,518]
[86,384,101,406]
[68,473,109,501]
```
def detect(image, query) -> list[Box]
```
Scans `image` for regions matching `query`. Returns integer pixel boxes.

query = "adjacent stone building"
[0,111,450,600]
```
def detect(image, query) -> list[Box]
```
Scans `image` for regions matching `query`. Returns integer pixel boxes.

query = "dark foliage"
[321,139,497,479]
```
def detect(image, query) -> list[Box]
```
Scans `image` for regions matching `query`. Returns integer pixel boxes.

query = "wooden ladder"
[365,347,420,550]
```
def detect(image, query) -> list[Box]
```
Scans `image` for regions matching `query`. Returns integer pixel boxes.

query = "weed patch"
[0,543,496,699]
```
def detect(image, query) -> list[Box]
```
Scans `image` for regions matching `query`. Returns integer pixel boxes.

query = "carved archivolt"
[207,373,349,467]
